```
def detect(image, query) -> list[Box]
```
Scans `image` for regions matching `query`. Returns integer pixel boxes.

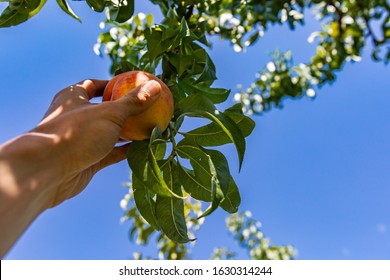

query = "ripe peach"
[103,71,174,141]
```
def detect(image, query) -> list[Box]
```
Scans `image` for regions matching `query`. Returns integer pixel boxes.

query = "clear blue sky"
[1,1,390,260]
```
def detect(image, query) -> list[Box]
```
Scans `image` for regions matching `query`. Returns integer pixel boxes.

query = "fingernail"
[141,80,161,98]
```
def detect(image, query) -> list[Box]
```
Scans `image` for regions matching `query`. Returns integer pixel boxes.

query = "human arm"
[0,79,162,258]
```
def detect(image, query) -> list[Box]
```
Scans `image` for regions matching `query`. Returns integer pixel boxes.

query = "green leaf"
[155,162,193,243]
[220,176,241,213]
[145,13,153,27]
[178,80,230,104]
[174,93,216,117]
[132,175,160,230]
[176,143,231,217]
[161,24,179,41]
[145,27,174,61]
[178,165,212,202]
[182,104,255,147]
[161,6,179,26]
[168,54,195,77]
[86,0,105,12]
[147,127,184,199]
[127,137,183,199]
[114,60,138,75]
[116,0,134,23]
[174,42,216,84]
[225,106,256,136]
[193,47,217,83]
[107,0,134,23]
[193,21,210,46]
[206,112,246,171]
[27,0,46,17]
[148,125,164,146]
[197,156,222,219]
[0,0,46,27]
[175,95,247,170]
[177,17,198,42]
[197,149,231,218]
[179,114,246,171]
[56,0,81,22]
[247,31,260,46]
[203,148,230,195]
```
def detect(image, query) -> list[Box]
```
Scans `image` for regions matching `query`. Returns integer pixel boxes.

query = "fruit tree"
[1,0,389,259]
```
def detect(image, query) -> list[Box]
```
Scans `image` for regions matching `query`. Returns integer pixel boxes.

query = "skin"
[0,79,162,258]
[103,71,174,141]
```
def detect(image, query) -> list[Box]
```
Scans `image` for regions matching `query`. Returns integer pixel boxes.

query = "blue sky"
[1,1,390,260]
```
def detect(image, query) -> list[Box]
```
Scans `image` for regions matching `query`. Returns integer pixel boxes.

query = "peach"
[103,71,174,141]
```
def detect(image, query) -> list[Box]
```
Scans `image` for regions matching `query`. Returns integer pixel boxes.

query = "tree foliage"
[120,184,295,260]
[232,0,390,113]
[94,1,257,245]
[2,0,389,259]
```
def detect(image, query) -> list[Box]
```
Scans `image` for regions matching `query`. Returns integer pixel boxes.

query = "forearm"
[0,132,60,258]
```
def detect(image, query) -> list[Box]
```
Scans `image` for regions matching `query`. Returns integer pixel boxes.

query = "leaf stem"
[168,122,178,162]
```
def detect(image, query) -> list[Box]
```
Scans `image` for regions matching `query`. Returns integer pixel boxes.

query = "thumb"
[113,80,162,117]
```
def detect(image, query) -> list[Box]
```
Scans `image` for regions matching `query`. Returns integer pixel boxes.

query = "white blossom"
[306,88,316,98]
[234,93,242,102]
[266,62,276,72]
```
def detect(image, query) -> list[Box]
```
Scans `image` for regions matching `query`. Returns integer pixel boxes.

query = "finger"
[74,79,109,100]
[41,79,108,122]
[93,143,130,172]
[113,80,162,117]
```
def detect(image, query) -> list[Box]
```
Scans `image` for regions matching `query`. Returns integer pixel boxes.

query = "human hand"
[31,79,162,207]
